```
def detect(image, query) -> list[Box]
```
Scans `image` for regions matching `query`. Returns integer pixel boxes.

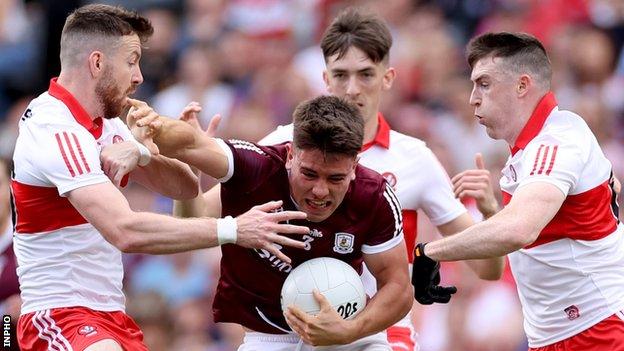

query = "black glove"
[411,243,457,304]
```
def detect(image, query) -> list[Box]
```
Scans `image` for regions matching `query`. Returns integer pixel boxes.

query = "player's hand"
[451,153,499,219]
[235,200,309,264]
[412,243,457,304]
[100,141,141,187]
[125,98,161,155]
[284,290,355,346]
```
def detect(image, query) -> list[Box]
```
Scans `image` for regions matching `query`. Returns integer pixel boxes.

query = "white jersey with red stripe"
[259,113,466,268]
[500,92,624,347]
[10,79,135,314]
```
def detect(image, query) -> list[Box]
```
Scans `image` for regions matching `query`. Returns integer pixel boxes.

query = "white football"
[280,257,366,320]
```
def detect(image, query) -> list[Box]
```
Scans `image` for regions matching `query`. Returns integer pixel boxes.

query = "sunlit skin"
[323,47,395,141]
[285,145,357,223]
[469,56,527,144]
[97,34,144,119]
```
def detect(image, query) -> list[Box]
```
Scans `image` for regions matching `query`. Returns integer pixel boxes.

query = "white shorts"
[237,331,391,351]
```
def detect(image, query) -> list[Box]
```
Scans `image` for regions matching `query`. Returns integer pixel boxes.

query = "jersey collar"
[48,78,103,139]
[510,92,557,156]
[361,112,390,152]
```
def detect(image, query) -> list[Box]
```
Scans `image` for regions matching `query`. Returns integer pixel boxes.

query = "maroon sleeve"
[221,140,284,193]
[365,182,404,247]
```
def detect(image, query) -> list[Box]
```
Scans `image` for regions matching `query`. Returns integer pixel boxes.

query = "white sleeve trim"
[215,138,234,183]
[517,177,569,197]
[431,208,468,226]
[362,233,404,254]
[58,176,111,197]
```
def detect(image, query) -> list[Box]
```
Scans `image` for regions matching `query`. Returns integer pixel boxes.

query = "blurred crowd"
[1,0,624,350]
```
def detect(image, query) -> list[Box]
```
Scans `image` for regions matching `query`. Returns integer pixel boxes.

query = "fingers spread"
[270,210,308,223]
[252,200,284,212]
[273,223,310,235]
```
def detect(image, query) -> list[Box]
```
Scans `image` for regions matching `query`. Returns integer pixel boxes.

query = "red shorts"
[529,312,624,351]
[17,306,147,351]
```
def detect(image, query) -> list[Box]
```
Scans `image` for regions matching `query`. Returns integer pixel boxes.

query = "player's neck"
[363,112,380,144]
[57,72,100,121]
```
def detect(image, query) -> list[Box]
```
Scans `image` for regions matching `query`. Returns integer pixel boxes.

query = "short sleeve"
[361,183,404,254]
[258,124,294,146]
[29,122,109,196]
[417,148,467,225]
[219,139,283,193]
[518,136,584,196]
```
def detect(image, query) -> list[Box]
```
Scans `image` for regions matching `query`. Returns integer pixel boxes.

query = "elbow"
[109,218,143,253]
[173,182,199,200]
[398,285,414,317]
[476,260,505,281]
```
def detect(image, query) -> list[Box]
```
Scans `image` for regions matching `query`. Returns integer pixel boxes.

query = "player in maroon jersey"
[133,95,412,349]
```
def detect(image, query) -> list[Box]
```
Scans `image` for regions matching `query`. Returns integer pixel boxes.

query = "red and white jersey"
[500,93,624,347]
[260,113,466,263]
[10,79,135,314]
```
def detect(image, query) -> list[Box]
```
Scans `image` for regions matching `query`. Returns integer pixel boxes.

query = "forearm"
[426,214,526,261]
[152,117,229,179]
[117,211,219,254]
[132,155,198,200]
[348,278,412,341]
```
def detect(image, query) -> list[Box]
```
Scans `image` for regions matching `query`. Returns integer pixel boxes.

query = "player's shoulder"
[259,123,294,146]
[348,164,390,205]
[228,138,288,163]
[388,130,427,151]
[23,92,80,130]
[536,107,592,145]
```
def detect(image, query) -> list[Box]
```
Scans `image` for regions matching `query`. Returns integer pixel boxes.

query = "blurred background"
[1,0,624,350]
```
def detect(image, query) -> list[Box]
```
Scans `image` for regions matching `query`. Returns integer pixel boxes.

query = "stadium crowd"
[1,0,624,350]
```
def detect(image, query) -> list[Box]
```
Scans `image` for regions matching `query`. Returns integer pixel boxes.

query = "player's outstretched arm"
[425,181,566,261]
[67,182,309,262]
[284,243,412,346]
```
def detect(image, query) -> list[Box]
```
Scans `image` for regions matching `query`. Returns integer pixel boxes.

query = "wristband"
[217,216,237,245]
[131,139,151,166]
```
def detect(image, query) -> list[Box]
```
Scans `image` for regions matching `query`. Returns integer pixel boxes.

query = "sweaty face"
[96,34,143,119]
[324,47,393,125]
[469,57,519,142]
[286,147,357,223]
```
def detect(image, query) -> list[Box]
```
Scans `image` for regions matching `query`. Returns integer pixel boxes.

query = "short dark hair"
[467,32,552,87]
[60,4,153,67]
[320,8,392,64]
[292,96,363,158]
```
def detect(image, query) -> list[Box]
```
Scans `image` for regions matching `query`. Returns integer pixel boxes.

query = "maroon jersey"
[214,140,404,333]
[0,223,19,302]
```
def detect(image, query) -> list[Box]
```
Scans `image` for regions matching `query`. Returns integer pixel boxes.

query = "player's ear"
[323,70,333,94]
[517,74,530,97]
[350,156,358,180]
[88,51,104,78]
[382,66,396,91]
[285,142,294,170]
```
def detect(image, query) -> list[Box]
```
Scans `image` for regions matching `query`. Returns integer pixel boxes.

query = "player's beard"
[95,70,127,119]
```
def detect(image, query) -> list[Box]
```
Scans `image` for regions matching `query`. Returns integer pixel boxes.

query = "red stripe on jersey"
[525,180,617,248]
[72,133,91,173]
[63,132,83,175]
[502,191,512,205]
[402,210,417,263]
[55,133,75,177]
[537,145,550,175]
[545,145,558,175]
[530,144,545,175]
[10,180,87,233]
